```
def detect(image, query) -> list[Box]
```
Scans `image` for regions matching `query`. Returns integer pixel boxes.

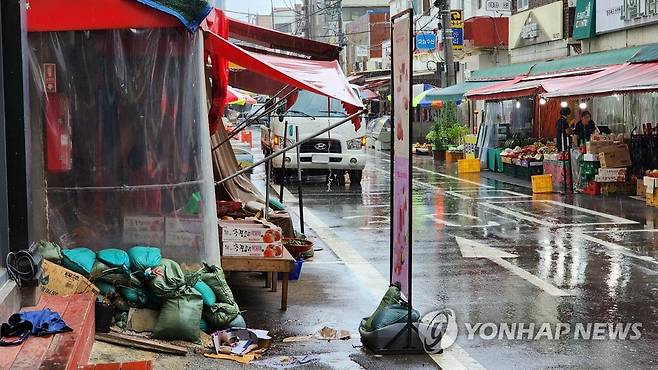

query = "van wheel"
[349,170,363,184]
[272,168,285,184]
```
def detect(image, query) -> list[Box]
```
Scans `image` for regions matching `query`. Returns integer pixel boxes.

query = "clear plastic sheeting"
[28,28,219,264]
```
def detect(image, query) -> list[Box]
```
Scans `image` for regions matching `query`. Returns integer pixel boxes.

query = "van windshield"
[285,90,347,118]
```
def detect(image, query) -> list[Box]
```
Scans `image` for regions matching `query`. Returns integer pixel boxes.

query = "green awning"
[528,46,643,76]
[469,62,536,81]
[628,43,658,63]
[425,80,507,102]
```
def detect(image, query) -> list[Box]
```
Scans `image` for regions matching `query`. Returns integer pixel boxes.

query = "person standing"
[574,110,598,146]
[556,107,574,152]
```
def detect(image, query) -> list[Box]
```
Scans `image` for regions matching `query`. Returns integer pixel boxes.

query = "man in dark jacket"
[574,110,598,146]
[556,107,573,152]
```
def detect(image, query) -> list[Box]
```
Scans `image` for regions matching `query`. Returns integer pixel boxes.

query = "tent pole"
[296,126,305,235]
[279,120,289,202]
[216,109,366,186]
[265,159,271,220]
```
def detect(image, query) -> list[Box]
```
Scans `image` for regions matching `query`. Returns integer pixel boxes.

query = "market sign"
[451,9,464,51]
[596,0,658,34]
[485,0,511,12]
[356,45,369,57]
[509,1,563,49]
[573,0,596,40]
[416,33,436,50]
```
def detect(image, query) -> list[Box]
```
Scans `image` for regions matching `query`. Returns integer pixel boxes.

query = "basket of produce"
[283,238,314,258]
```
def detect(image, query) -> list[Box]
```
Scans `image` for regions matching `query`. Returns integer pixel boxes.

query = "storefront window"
[592,93,658,135]
[592,95,625,134]
[28,29,219,264]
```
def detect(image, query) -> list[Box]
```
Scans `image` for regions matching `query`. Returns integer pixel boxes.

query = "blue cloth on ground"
[0,308,72,346]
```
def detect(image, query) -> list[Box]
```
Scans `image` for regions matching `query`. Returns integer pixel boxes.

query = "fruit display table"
[221,249,296,310]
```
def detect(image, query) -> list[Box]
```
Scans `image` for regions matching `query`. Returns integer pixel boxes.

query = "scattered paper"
[253,355,320,369]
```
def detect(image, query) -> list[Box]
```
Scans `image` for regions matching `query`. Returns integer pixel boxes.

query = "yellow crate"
[646,190,656,206]
[531,174,553,194]
[457,158,480,173]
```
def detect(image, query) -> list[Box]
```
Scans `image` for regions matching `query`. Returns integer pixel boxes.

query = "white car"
[262,90,367,184]
[366,115,391,151]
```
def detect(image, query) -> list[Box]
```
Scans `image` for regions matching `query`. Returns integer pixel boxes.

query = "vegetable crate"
[531,174,553,194]
[458,158,480,174]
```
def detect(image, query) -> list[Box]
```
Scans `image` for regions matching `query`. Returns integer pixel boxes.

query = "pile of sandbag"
[37,241,243,342]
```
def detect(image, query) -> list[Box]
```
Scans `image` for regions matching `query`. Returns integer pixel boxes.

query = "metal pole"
[440,2,455,88]
[265,159,271,220]
[216,109,365,186]
[296,127,305,235]
[270,0,275,29]
[279,121,289,202]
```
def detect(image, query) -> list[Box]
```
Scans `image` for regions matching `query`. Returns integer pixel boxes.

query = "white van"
[261,90,367,184]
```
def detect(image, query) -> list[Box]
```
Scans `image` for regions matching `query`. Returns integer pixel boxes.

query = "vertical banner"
[450,10,464,51]
[390,9,412,298]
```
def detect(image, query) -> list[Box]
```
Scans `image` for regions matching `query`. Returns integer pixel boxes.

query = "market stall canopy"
[227,86,257,105]
[227,16,341,61]
[542,63,658,99]
[204,30,364,128]
[360,89,380,101]
[425,80,508,102]
[387,84,437,107]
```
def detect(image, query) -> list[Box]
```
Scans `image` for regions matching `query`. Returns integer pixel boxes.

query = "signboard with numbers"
[597,0,658,34]
[450,10,464,51]
[486,0,511,11]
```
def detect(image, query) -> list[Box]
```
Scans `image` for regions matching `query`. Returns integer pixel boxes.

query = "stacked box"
[219,219,284,258]
[594,168,627,183]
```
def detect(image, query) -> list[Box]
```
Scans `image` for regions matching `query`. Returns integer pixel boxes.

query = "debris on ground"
[253,355,321,368]
[282,326,351,343]
[95,332,188,355]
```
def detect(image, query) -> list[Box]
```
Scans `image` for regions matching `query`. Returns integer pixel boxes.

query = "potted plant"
[426,102,467,161]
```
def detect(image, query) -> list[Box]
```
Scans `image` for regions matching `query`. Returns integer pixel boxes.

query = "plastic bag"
[202,302,240,330]
[152,287,203,342]
[128,246,162,280]
[97,248,131,272]
[362,284,401,332]
[118,286,148,307]
[61,247,97,276]
[96,281,117,296]
[367,304,420,332]
[148,258,186,299]
[228,314,246,328]
[193,280,217,306]
[90,260,141,287]
[37,240,62,263]
[199,263,236,306]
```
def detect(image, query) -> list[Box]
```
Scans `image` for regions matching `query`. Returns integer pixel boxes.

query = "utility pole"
[337,0,346,70]
[304,0,311,38]
[270,0,275,30]
[438,0,455,87]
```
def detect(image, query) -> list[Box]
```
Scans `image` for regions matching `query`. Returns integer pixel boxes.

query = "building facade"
[345,10,391,74]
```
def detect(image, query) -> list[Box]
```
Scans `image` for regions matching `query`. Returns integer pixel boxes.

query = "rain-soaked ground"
[90,132,658,369]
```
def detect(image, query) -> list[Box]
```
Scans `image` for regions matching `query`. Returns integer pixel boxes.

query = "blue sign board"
[416,33,436,50]
[452,28,464,49]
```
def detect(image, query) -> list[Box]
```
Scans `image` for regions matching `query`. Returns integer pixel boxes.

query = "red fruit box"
[219,219,283,243]
[221,241,284,258]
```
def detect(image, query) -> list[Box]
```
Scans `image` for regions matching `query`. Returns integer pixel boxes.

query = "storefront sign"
[416,33,437,50]
[509,1,563,49]
[451,10,464,51]
[391,9,412,298]
[355,45,369,57]
[596,0,658,34]
[43,63,57,93]
[573,0,596,40]
[486,0,511,11]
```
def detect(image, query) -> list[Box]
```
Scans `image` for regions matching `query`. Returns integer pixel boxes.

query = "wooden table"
[221,249,296,310]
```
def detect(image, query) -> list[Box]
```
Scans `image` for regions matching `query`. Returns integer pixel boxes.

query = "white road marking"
[424,213,501,228]
[456,237,573,297]
[568,232,658,265]
[379,158,493,188]
[281,186,486,370]
[342,215,389,220]
[445,189,531,200]
[480,202,638,227]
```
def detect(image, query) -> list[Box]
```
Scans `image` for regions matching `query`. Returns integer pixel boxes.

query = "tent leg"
[296,127,305,235]
[279,121,289,202]
[265,159,271,220]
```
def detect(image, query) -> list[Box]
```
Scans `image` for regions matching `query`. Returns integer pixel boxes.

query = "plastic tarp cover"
[28,29,219,264]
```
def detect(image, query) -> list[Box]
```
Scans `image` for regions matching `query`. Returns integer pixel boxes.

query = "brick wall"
[369,12,390,58]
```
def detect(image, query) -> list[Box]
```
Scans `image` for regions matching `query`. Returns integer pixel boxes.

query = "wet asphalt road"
[279,149,658,369]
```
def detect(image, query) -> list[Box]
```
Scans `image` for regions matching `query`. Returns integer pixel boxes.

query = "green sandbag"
[199,263,236,306]
[152,287,203,342]
[97,248,131,272]
[200,318,209,332]
[96,281,116,296]
[118,286,148,307]
[193,281,217,306]
[144,288,163,310]
[228,314,246,328]
[90,260,141,287]
[61,248,97,276]
[362,284,401,332]
[148,258,186,299]
[37,240,62,263]
[202,302,240,330]
[128,246,161,280]
[368,304,420,332]
[113,296,131,312]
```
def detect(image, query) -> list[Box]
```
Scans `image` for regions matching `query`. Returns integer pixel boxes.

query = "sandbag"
[144,288,163,310]
[199,263,236,306]
[90,260,141,287]
[367,304,420,332]
[152,287,203,342]
[128,246,161,280]
[97,249,130,272]
[118,286,148,307]
[37,240,62,263]
[148,259,186,299]
[199,318,209,332]
[228,314,246,328]
[112,296,131,312]
[202,302,240,330]
[362,284,402,332]
[193,281,216,306]
[61,247,97,276]
[96,281,116,296]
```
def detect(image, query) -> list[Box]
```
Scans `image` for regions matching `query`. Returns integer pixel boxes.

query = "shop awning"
[227,16,341,61]
[527,46,643,76]
[469,62,536,81]
[542,63,658,99]
[425,80,509,102]
[204,30,363,128]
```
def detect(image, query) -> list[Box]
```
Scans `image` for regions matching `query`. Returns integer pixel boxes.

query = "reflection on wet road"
[284,150,658,369]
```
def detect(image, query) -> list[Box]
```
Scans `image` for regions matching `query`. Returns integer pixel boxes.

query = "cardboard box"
[598,144,631,168]
[638,179,646,197]
[221,241,284,257]
[587,141,618,155]
[40,260,99,296]
[165,217,203,248]
[594,175,625,183]
[123,215,164,246]
[598,168,627,176]
[219,219,283,243]
[583,153,599,162]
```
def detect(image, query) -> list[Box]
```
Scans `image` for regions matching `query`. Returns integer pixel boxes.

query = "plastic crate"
[278,258,304,281]
[503,162,516,177]
[458,158,480,173]
[531,174,553,194]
